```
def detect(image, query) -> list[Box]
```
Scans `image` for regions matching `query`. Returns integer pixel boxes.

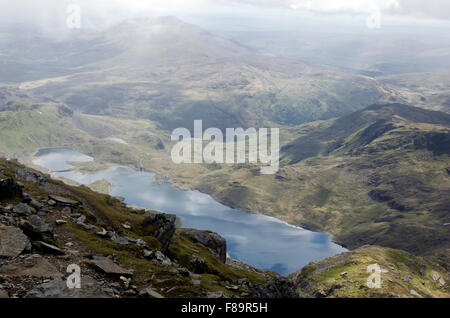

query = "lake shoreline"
[30,146,347,275]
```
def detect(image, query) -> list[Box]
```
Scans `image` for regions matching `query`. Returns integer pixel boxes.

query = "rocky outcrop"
[179,229,227,263]
[368,189,411,212]
[250,277,299,298]
[14,168,46,186]
[141,212,176,252]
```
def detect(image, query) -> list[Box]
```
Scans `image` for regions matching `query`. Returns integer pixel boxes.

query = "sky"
[0,0,449,35]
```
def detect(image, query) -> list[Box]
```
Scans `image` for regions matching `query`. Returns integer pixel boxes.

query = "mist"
[1,0,450,37]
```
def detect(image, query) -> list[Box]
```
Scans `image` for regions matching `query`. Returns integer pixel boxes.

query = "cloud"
[289,0,400,14]
[0,0,449,32]
[232,0,450,20]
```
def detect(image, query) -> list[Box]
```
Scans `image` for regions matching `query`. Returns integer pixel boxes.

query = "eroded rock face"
[0,226,29,258]
[25,277,107,298]
[179,229,227,263]
[0,178,23,200]
[142,212,176,252]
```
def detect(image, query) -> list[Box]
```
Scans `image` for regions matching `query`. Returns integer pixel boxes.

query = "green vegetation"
[291,246,449,298]
[1,101,449,263]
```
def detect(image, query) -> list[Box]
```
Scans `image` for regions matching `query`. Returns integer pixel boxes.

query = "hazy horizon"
[1,0,450,38]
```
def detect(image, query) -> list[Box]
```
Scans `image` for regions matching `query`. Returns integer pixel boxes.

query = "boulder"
[20,218,54,243]
[0,226,29,258]
[12,203,33,216]
[179,229,227,263]
[144,249,172,266]
[189,256,208,274]
[141,212,176,252]
[28,198,44,211]
[0,178,23,200]
[27,215,52,233]
[112,236,148,248]
[25,277,107,298]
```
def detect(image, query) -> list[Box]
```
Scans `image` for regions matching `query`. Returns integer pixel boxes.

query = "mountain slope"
[1,98,449,261]
[290,246,449,298]
[281,103,450,164]
[1,17,400,130]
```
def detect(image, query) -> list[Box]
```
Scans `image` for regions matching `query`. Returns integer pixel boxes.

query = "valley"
[0,15,449,299]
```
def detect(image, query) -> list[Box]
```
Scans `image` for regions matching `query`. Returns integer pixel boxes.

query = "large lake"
[33,148,346,275]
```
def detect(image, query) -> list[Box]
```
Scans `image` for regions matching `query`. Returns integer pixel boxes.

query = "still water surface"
[34,148,346,275]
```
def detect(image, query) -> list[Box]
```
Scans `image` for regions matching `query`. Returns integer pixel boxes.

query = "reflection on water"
[33,148,93,171]
[33,148,346,275]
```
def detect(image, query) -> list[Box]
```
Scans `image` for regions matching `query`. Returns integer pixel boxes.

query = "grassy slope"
[379,71,450,113]
[290,246,449,298]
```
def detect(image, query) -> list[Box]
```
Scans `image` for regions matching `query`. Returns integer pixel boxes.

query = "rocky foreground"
[0,158,448,298]
[0,158,297,298]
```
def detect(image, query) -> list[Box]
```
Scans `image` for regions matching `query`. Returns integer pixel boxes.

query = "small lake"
[33,148,346,275]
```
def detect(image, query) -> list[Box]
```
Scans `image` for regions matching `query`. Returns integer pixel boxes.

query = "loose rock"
[48,195,79,207]
[32,241,65,255]
[139,288,164,298]
[144,249,172,266]
[0,226,29,258]
[89,257,134,276]
[12,203,33,216]
[25,277,106,298]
